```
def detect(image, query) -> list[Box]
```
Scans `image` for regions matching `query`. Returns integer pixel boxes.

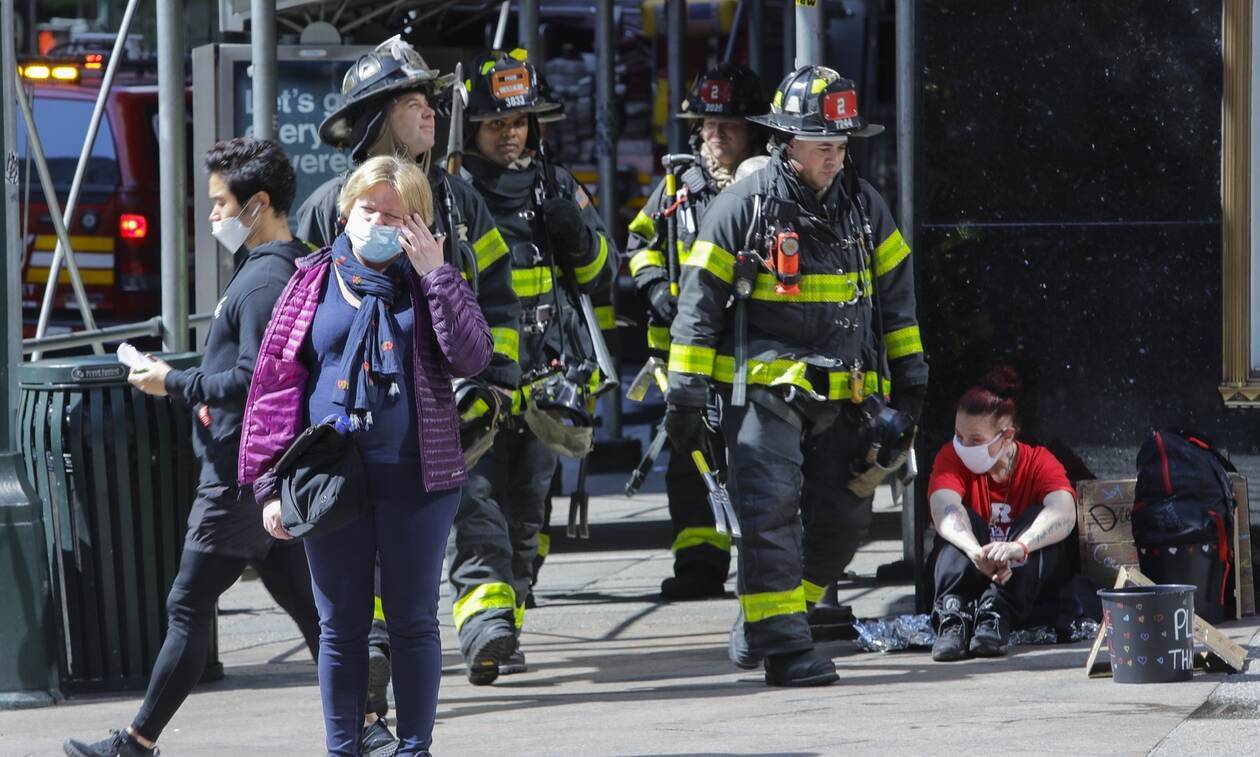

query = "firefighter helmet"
[319,36,453,157]
[677,62,769,120]
[535,65,567,124]
[464,49,562,122]
[747,65,883,139]
[454,378,504,468]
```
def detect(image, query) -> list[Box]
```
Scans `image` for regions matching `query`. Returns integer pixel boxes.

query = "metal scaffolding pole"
[31,0,140,359]
[158,0,188,351]
[666,0,686,154]
[2,0,21,435]
[595,0,622,437]
[794,0,825,67]
[520,0,540,59]
[748,0,764,75]
[251,0,277,141]
[782,0,795,75]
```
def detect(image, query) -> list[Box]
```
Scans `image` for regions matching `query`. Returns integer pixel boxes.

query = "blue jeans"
[305,464,459,756]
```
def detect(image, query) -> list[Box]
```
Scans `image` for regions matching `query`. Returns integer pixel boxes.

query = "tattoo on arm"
[942,504,970,534]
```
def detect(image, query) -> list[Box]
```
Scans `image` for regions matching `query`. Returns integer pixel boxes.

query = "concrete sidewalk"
[3,479,1258,756]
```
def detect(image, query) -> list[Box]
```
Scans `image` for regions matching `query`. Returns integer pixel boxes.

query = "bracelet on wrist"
[1016,540,1029,561]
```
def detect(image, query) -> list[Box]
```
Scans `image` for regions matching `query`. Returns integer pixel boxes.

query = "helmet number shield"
[700,80,732,105]
[491,67,532,104]
[822,90,858,122]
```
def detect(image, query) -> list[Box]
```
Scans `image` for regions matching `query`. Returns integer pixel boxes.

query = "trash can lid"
[19,352,202,388]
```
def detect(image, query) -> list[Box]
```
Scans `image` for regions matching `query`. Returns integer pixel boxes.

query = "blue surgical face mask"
[345,212,403,263]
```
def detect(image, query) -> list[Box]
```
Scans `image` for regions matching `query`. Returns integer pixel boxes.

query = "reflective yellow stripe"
[538,532,551,558]
[452,582,517,630]
[671,526,732,554]
[374,595,386,622]
[595,304,616,331]
[668,343,717,377]
[512,266,553,297]
[802,580,826,605]
[647,325,671,351]
[874,229,911,277]
[492,326,520,362]
[629,248,666,276]
[885,325,923,360]
[473,227,510,271]
[514,603,526,630]
[32,234,114,252]
[684,240,736,284]
[811,77,828,94]
[574,233,609,284]
[710,355,890,400]
[750,271,870,303]
[27,267,114,285]
[629,209,656,239]
[740,586,806,623]
[460,397,491,422]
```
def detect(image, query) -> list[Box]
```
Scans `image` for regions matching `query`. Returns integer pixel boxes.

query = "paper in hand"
[117,342,154,370]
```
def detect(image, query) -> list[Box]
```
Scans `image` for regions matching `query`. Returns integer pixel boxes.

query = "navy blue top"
[302,266,421,464]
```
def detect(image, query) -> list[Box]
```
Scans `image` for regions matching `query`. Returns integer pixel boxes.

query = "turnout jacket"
[460,153,616,391]
[668,151,927,409]
[295,164,521,389]
[626,160,724,354]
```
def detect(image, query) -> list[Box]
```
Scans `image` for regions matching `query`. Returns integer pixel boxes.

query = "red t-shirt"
[928,441,1075,542]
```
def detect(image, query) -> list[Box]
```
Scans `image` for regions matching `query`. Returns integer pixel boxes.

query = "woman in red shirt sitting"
[927,367,1077,662]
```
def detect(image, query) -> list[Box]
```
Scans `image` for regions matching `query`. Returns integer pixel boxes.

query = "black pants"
[130,544,320,742]
[664,424,731,585]
[931,504,1070,625]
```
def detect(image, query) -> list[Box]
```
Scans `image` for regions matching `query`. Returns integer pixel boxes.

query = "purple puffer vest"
[238,248,493,500]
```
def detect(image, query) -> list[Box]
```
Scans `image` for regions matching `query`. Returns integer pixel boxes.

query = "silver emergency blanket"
[853,615,1102,653]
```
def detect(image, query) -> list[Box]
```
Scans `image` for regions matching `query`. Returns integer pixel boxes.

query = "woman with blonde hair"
[239,155,492,756]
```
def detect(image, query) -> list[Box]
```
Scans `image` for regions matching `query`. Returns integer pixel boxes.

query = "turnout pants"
[665,427,732,585]
[447,422,557,653]
[722,391,874,656]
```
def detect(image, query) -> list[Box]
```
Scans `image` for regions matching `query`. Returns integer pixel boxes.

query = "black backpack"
[1132,428,1235,547]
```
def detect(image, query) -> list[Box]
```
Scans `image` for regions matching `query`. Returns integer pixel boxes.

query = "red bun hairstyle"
[957,365,1022,420]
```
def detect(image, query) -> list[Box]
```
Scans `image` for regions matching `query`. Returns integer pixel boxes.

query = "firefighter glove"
[890,383,927,428]
[646,280,677,323]
[542,197,591,261]
[664,404,710,455]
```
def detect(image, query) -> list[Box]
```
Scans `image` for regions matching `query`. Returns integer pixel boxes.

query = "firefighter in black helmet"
[665,65,927,686]
[293,36,521,755]
[445,49,617,686]
[625,62,768,601]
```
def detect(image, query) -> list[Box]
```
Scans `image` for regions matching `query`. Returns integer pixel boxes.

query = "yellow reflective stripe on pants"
[474,227,510,271]
[647,325,671,352]
[538,532,551,558]
[668,342,717,377]
[574,233,609,284]
[629,248,666,276]
[452,582,517,630]
[740,585,806,623]
[595,304,616,331]
[512,266,553,297]
[885,324,923,360]
[874,229,911,277]
[671,526,732,554]
[750,271,871,303]
[711,354,890,401]
[684,240,736,284]
[629,209,656,239]
[374,595,386,622]
[514,603,526,630]
[802,579,826,605]
[492,326,520,362]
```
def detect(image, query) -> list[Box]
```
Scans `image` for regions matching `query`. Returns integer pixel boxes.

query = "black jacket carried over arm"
[165,238,306,486]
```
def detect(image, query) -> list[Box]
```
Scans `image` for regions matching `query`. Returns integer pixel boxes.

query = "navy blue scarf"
[329,234,412,429]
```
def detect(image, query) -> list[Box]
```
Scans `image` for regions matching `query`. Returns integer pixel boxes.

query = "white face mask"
[344,212,403,263]
[211,195,262,252]
[952,430,1009,474]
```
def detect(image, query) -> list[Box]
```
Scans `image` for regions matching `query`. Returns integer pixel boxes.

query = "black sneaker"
[931,595,972,662]
[64,729,158,757]
[463,620,517,686]
[763,649,839,687]
[969,604,1011,657]
[728,608,762,670]
[359,719,399,757]
[660,573,727,601]
[499,640,528,675]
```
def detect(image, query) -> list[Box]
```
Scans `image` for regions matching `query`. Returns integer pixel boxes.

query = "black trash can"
[1097,584,1196,684]
[1139,541,1233,624]
[18,354,224,694]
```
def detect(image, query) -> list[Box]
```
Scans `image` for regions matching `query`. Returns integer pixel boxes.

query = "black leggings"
[131,544,320,742]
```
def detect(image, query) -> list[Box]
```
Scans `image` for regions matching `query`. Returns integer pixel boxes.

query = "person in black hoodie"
[63,138,320,757]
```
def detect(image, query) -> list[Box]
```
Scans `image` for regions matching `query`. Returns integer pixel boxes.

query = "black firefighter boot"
[931,595,973,662]
[807,582,856,641]
[764,648,840,687]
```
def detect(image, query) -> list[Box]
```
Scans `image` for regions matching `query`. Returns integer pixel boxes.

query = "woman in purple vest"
[239,155,492,756]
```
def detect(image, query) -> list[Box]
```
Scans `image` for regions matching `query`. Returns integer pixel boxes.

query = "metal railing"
[22,314,212,356]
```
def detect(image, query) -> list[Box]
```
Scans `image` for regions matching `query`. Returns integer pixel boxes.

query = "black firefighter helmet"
[748,65,883,140]
[318,35,453,162]
[464,49,563,123]
[677,62,768,120]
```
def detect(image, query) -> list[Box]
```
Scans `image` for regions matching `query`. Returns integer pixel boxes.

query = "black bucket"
[1097,584,1195,683]
[1138,541,1232,624]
